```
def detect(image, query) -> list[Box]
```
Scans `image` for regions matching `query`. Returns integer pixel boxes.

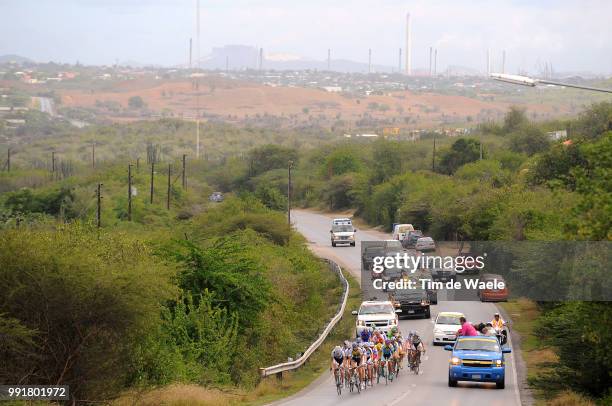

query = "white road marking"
[496,304,522,406]
[387,390,412,406]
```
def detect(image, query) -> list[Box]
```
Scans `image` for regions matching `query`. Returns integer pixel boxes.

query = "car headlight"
[421,299,430,306]
[391,319,397,325]
[332,234,338,239]
[450,357,461,366]
[357,320,365,326]
[348,235,355,240]
[495,359,503,366]
[434,327,443,334]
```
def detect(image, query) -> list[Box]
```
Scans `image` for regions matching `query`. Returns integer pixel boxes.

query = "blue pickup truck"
[445,336,511,389]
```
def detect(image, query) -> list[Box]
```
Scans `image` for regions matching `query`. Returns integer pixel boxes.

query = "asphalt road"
[277,210,521,406]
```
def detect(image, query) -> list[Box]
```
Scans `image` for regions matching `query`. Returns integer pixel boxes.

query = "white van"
[392,223,414,240]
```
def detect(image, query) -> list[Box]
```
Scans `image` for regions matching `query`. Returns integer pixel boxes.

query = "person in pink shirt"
[456,316,479,337]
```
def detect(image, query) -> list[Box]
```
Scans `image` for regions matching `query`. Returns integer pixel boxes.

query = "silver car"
[415,236,436,252]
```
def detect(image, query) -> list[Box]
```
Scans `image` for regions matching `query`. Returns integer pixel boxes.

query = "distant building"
[322,86,342,92]
[547,130,567,140]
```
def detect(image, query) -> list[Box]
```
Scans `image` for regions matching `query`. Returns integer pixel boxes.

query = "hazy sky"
[1,0,611,74]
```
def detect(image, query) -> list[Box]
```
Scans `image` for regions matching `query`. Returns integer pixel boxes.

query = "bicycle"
[409,350,422,375]
[377,359,388,385]
[387,357,396,381]
[333,366,343,395]
[348,366,361,394]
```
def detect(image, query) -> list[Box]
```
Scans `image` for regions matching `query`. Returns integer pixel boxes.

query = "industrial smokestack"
[259,47,263,71]
[486,49,491,75]
[189,38,192,69]
[398,48,402,73]
[405,12,412,75]
[368,48,372,73]
[502,50,506,74]
[327,48,331,70]
[434,49,437,76]
[195,0,200,69]
[429,46,432,76]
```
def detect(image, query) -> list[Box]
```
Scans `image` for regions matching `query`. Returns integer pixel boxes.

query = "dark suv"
[402,230,423,249]
[389,288,431,318]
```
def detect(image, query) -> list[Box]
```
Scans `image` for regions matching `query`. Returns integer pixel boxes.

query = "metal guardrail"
[259,259,349,378]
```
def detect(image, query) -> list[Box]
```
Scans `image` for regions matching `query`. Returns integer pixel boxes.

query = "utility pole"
[92,143,95,169]
[136,157,140,170]
[432,135,436,172]
[150,162,155,204]
[128,164,132,221]
[327,48,331,70]
[166,163,171,210]
[196,120,200,159]
[96,183,102,228]
[287,160,293,230]
[51,151,56,174]
[479,138,483,160]
[368,48,372,74]
[6,148,10,172]
[182,154,186,189]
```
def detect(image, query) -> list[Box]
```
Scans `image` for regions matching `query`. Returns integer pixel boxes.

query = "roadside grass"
[113,266,362,406]
[500,299,596,406]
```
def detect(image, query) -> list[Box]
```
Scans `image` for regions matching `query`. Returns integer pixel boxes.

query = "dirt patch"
[56,77,567,126]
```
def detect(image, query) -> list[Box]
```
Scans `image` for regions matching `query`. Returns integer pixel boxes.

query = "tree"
[574,101,612,140]
[437,138,481,175]
[509,124,551,156]
[0,225,175,401]
[248,144,298,177]
[128,95,145,109]
[503,106,528,134]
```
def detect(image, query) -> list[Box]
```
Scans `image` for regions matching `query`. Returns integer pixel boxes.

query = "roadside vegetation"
[204,102,612,404]
[0,158,343,402]
[0,101,610,404]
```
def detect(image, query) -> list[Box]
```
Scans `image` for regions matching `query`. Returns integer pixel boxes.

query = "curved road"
[278,210,521,406]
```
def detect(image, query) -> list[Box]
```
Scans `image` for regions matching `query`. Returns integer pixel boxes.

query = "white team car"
[332,217,352,226]
[433,311,464,345]
[352,300,401,337]
[330,223,356,247]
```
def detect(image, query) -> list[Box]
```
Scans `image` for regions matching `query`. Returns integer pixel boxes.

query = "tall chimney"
[259,47,263,71]
[434,49,437,76]
[429,46,432,76]
[398,48,402,73]
[405,12,412,75]
[502,50,506,74]
[327,48,331,70]
[368,48,372,73]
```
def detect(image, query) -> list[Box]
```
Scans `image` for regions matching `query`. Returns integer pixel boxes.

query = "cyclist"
[330,345,345,385]
[363,342,376,386]
[408,331,426,368]
[381,339,395,378]
[360,326,372,343]
[396,335,406,369]
[350,342,365,387]
[491,313,506,332]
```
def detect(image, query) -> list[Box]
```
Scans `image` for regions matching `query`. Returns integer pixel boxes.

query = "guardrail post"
[276,371,283,382]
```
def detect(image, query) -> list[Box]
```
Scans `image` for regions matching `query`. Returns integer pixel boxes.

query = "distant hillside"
[0,54,34,64]
[199,45,396,73]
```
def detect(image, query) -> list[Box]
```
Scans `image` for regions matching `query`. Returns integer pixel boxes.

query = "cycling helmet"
[413,331,420,338]
[356,337,362,343]
[333,346,343,357]
[352,342,358,349]
[391,326,398,333]
[344,340,351,347]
